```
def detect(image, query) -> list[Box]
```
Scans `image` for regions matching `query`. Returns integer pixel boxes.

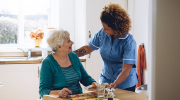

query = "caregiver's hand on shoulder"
[59,88,72,98]
[110,82,118,88]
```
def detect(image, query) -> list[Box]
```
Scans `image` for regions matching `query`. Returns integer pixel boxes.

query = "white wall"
[49,0,59,28]
[59,0,75,50]
[128,0,149,84]
[149,0,180,100]
[148,0,153,99]
[58,0,86,50]
[74,0,86,49]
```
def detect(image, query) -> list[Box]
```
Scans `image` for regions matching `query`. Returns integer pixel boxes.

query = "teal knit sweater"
[39,52,95,98]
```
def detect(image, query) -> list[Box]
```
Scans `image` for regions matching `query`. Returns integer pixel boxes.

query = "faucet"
[17,48,31,58]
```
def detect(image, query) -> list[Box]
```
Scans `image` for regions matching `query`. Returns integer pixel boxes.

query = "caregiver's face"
[102,22,115,36]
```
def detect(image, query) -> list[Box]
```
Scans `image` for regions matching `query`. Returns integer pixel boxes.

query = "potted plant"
[30,29,44,47]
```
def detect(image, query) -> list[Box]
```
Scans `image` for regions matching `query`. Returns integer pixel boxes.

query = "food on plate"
[101,83,110,88]
[86,83,110,89]
[91,83,97,88]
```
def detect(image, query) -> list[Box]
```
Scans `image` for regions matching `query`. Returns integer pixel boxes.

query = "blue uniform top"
[88,28,138,89]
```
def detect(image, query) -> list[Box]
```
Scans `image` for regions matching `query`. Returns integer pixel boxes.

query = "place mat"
[67,92,117,100]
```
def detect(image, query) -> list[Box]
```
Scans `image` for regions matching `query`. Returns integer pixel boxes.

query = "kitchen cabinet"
[0,64,40,100]
[85,0,128,82]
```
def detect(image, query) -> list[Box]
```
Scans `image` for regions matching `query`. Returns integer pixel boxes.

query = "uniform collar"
[107,34,129,41]
[119,34,129,39]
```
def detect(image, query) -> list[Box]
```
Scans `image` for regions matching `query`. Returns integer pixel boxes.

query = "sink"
[0,57,43,61]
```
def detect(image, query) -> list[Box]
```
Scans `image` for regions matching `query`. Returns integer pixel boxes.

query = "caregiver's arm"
[73,45,94,57]
[110,64,133,88]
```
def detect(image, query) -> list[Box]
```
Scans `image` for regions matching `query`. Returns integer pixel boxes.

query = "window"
[0,0,82,51]
[0,0,50,46]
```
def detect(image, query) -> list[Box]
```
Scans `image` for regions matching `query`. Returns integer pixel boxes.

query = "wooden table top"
[43,88,147,100]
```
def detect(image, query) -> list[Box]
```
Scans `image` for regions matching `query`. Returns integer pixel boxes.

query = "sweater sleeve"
[73,53,95,86]
[39,59,53,98]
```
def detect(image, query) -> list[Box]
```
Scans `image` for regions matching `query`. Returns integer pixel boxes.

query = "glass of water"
[96,84,105,100]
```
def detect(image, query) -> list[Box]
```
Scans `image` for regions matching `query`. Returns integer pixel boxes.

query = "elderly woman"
[39,29,95,98]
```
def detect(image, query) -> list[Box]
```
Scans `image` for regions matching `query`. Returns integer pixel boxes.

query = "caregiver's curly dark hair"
[100,3,131,37]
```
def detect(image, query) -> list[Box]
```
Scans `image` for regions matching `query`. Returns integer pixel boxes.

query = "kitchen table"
[43,88,147,100]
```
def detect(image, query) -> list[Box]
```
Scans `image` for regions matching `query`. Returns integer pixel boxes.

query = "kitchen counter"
[0,58,86,64]
[0,59,43,64]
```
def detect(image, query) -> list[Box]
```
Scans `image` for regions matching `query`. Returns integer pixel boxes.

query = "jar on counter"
[106,88,115,100]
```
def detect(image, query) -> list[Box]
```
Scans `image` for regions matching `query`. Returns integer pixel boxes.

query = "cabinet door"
[0,64,40,100]
[85,0,128,83]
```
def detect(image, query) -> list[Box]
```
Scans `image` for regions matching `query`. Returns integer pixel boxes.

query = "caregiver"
[74,3,138,92]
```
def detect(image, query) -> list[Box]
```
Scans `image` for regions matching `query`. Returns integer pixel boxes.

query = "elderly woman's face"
[61,37,74,52]
[102,22,115,36]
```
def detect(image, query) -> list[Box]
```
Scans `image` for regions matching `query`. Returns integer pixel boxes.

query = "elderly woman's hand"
[59,88,72,98]
[91,82,98,88]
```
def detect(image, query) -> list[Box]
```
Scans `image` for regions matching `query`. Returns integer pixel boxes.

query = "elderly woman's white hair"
[47,29,70,52]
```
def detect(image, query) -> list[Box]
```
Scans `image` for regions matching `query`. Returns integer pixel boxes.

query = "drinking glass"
[96,84,105,100]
